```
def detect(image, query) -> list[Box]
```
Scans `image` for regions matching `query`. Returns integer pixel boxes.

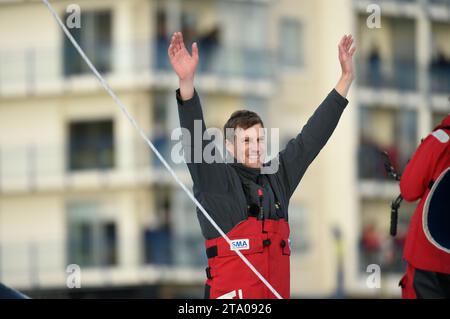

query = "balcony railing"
[0,233,206,289]
[357,58,417,91]
[0,136,186,192]
[0,40,276,96]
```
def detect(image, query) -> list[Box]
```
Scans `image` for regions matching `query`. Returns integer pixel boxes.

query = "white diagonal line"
[41,0,282,299]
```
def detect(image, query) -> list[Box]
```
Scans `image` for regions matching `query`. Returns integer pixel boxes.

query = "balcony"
[358,106,417,181]
[430,21,450,94]
[357,58,417,92]
[0,39,276,98]
[0,137,191,194]
[0,238,205,291]
[155,37,275,80]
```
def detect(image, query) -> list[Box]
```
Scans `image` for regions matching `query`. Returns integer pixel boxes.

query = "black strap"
[206,246,218,259]
[263,239,271,247]
[205,267,213,279]
[204,284,211,299]
[234,167,284,220]
[263,175,284,219]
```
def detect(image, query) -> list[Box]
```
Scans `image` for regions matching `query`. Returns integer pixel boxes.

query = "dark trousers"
[400,263,450,299]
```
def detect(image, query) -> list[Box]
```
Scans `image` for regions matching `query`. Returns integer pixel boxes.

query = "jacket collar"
[230,162,261,183]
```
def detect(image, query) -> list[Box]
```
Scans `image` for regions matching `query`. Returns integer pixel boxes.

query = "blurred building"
[0,0,448,298]
[353,0,450,297]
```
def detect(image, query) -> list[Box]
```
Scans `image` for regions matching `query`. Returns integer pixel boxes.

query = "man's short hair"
[223,110,264,141]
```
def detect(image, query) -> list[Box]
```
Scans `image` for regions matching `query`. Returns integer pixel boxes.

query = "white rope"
[41,0,282,299]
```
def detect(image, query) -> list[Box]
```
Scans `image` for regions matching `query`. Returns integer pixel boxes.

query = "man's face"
[226,123,266,168]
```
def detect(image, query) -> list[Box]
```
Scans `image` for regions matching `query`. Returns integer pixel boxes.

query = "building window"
[218,1,269,78]
[358,106,417,180]
[63,10,112,76]
[172,189,205,267]
[430,22,450,93]
[155,10,170,70]
[144,185,173,265]
[68,120,115,171]
[67,201,118,267]
[279,18,303,68]
[356,15,416,91]
[151,92,170,167]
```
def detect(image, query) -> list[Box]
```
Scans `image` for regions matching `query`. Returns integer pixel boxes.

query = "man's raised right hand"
[168,32,199,81]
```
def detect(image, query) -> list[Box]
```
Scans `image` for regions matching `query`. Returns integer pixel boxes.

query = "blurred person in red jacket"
[399,112,450,299]
[361,223,382,266]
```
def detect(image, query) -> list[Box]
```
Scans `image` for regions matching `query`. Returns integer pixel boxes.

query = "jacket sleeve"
[399,133,445,202]
[176,88,231,194]
[273,89,348,199]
